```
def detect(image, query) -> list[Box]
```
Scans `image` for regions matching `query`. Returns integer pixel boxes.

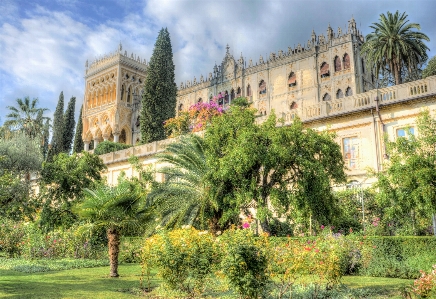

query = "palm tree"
[148,134,221,232]
[75,179,146,277]
[5,97,49,139]
[361,11,430,85]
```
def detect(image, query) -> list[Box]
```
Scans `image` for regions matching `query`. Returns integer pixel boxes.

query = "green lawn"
[0,263,414,299]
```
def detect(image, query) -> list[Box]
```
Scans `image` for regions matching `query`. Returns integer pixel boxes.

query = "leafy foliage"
[141,28,177,143]
[422,55,436,79]
[142,228,217,296]
[39,152,106,230]
[0,134,43,220]
[93,140,131,155]
[147,134,220,232]
[203,105,346,231]
[62,96,76,153]
[361,11,429,85]
[73,105,84,153]
[75,178,150,277]
[375,111,436,235]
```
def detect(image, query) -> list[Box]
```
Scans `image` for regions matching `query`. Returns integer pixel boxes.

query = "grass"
[0,263,414,299]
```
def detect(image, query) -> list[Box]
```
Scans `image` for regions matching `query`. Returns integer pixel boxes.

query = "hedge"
[94,141,131,155]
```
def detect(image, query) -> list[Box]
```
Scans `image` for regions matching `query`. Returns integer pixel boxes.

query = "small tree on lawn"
[75,179,147,277]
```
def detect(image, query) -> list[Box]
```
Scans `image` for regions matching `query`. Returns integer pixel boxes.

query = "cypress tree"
[47,92,65,160]
[141,28,177,143]
[63,96,76,153]
[73,104,84,153]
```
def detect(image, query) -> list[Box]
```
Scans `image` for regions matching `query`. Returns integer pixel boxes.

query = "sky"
[1,0,436,124]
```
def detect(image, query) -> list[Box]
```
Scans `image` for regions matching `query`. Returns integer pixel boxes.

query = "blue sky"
[1,0,435,124]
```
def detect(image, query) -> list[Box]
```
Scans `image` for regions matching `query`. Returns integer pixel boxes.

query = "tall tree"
[147,134,221,232]
[423,55,436,78]
[48,92,65,160]
[75,179,147,277]
[361,11,430,85]
[62,96,76,153]
[73,104,84,153]
[203,105,346,232]
[375,110,436,235]
[4,96,49,139]
[141,28,177,143]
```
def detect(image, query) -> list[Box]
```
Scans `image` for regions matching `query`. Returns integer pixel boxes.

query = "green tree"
[423,55,436,78]
[147,134,222,232]
[361,11,430,85]
[4,97,49,139]
[62,96,76,153]
[203,105,346,232]
[375,110,436,235]
[75,179,146,277]
[39,152,106,230]
[0,133,43,220]
[48,92,65,160]
[94,140,131,155]
[141,28,177,143]
[73,105,84,153]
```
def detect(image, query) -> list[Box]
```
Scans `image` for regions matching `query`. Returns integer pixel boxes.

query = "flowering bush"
[218,229,270,299]
[141,228,217,297]
[410,265,436,298]
[164,99,224,138]
[0,218,106,259]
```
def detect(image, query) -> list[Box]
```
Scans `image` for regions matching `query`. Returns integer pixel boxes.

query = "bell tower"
[82,43,147,150]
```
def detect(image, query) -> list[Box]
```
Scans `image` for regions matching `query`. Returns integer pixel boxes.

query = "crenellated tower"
[82,43,147,149]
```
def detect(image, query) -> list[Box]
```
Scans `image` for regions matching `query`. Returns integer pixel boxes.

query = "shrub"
[409,265,436,298]
[219,229,270,299]
[141,228,217,297]
[94,141,131,155]
[359,236,436,279]
[0,218,26,257]
[119,237,142,263]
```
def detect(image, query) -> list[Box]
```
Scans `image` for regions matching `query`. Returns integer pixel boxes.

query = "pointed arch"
[246,84,252,96]
[236,87,241,97]
[320,62,330,78]
[259,80,266,94]
[336,89,344,99]
[230,89,235,101]
[288,72,297,87]
[290,101,298,110]
[322,93,331,101]
[345,87,353,96]
[343,53,350,69]
[334,56,342,72]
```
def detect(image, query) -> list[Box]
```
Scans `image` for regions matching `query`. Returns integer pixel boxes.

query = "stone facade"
[83,17,436,188]
[82,43,147,150]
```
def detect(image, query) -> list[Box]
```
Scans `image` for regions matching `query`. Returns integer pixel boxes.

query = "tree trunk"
[394,61,402,85]
[107,227,120,277]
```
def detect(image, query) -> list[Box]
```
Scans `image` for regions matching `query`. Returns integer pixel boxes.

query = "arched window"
[334,56,342,72]
[345,87,353,97]
[218,92,224,106]
[290,102,298,110]
[343,53,350,69]
[288,72,297,87]
[320,62,330,78]
[198,98,202,103]
[336,89,344,99]
[247,84,252,96]
[127,87,131,103]
[361,58,365,73]
[236,87,241,97]
[120,85,125,101]
[230,89,235,101]
[322,93,331,101]
[224,91,229,105]
[178,103,183,111]
[259,80,267,94]
[119,129,126,144]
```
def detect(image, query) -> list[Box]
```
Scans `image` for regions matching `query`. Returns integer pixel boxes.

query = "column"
[113,134,119,143]
[94,138,99,148]
[84,141,90,151]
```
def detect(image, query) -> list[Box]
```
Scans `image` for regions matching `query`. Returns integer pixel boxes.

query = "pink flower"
[320,225,325,229]
[242,222,250,229]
